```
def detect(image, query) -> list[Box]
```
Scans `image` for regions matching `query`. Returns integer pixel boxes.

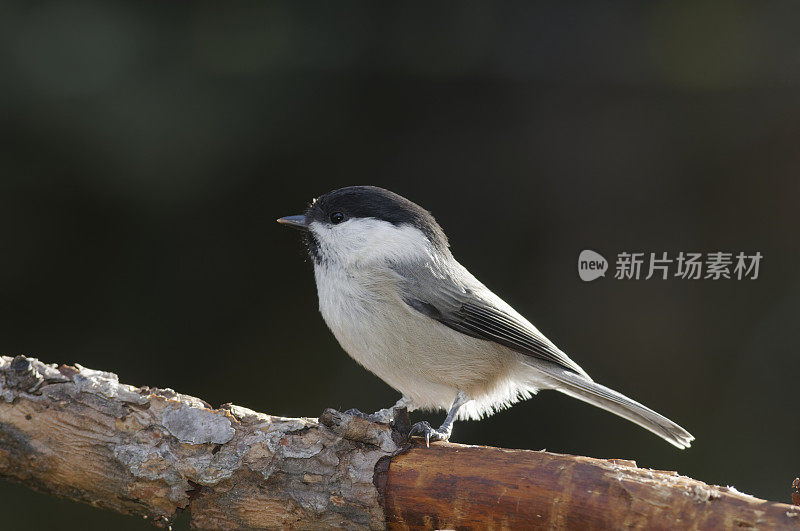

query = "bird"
[277,185,694,449]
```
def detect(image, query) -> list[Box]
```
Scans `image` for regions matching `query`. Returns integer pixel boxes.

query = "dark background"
[2,1,799,528]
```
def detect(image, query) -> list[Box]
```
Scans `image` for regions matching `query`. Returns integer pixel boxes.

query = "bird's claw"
[409,421,450,447]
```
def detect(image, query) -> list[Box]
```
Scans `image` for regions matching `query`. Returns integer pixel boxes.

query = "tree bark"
[0,355,797,529]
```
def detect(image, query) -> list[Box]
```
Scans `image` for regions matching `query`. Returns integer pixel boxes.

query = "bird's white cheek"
[311,219,434,267]
[309,223,366,265]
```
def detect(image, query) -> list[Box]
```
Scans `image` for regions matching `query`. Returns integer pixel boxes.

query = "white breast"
[314,260,444,396]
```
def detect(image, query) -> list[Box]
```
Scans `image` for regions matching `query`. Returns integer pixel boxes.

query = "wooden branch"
[0,356,797,529]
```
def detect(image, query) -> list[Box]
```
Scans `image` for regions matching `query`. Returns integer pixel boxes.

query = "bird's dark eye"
[330,212,345,224]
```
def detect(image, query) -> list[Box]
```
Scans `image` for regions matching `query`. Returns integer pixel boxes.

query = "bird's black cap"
[305,186,449,251]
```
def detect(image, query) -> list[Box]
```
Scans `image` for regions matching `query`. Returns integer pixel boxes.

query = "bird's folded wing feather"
[393,260,590,379]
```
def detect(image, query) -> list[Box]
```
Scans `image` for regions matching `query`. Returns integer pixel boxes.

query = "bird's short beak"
[277,215,308,231]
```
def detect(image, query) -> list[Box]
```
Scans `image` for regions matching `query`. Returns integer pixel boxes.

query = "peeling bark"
[1,355,798,529]
[0,356,395,529]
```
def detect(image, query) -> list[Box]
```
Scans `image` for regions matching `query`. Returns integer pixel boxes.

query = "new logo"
[578,250,608,282]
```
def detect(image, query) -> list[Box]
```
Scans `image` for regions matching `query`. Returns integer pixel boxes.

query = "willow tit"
[278,186,694,449]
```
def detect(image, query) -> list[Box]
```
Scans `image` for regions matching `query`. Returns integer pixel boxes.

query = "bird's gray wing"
[394,260,589,377]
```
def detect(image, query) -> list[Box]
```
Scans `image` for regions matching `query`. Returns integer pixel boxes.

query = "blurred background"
[1,1,799,528]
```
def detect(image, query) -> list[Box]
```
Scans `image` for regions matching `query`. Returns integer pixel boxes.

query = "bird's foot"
[409,421,451,447]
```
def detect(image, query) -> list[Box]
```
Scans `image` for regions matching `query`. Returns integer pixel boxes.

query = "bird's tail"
[527,361,694,449]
